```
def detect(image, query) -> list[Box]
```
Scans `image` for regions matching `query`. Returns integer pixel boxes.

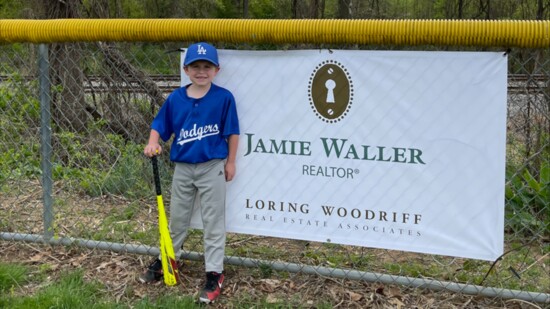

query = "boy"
[140,42,239,304]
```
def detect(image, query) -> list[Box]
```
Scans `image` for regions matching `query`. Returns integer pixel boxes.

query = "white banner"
[181,49,507,261]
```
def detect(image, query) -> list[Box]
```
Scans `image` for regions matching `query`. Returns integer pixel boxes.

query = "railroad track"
[0,74,548,94]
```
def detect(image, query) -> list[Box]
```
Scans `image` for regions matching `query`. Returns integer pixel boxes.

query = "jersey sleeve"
[222,91,240,137]
[151,96,174,142]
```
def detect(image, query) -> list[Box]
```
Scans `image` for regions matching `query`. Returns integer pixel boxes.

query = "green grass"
[0,262,27,293]
[0,261,329,309]
[0,263,201,309]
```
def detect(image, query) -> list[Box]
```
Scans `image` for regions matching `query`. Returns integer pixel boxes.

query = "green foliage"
[0,265,198,309]
[249,0,292,18]
[77,203,157,244]
[214,0,241,18]
[505,161,550,236]
[82,150,144,197]
[2,0,550,21]
[50,132,151,198]
[0,1,27,18]
[118,0,148,18]
[258,262,273,278]
[0,263,27,293]
[0,74,40,126]
[0,45,34,76]
[177,0,219,18]
[0,111,154,198]
[126,43,178,75]
[2,270,113,309]
[0,145,42,183]
[0,73,43,183]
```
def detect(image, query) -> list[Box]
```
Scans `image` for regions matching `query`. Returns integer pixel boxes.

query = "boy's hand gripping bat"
[151,155,179,286]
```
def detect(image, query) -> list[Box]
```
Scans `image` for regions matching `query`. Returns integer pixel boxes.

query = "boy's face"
[184,60,220,87]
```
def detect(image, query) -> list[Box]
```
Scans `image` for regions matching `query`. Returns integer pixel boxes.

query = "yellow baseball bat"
[151,155,179,286]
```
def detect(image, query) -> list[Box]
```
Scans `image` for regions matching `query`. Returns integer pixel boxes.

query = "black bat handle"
[151,156,162,196]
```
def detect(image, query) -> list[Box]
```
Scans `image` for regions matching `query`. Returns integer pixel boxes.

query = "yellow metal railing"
[0,19,549,48]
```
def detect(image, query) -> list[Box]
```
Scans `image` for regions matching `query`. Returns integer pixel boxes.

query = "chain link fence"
[0,41,548,303]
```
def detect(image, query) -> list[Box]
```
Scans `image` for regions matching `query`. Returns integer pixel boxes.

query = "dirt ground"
[2,240,544,309]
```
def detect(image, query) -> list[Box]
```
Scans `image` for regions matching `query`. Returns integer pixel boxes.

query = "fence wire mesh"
[0,42,548,303]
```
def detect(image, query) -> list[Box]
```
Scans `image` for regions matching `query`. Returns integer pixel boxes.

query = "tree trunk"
[243,0,249,18]
[89,0,163,141]
[337,0,351,19]
[536,0,544,19]
[310,0,319,18]
[44,0,89,132]
[373,0,380,18]
[481,0,491,19]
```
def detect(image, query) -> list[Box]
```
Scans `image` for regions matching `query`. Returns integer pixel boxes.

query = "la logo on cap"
[184,42,219,66]
[197,44,207,55]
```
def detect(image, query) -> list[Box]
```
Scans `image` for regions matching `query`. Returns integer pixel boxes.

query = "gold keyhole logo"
[308,60,353,123]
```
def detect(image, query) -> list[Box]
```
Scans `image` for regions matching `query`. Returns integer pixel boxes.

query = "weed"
[2,270,111,308]
[0,262,27,292]
[505,161,550,237]
[259,262,273,278]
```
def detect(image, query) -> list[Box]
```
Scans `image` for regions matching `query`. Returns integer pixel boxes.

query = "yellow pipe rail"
[0,19,548,48]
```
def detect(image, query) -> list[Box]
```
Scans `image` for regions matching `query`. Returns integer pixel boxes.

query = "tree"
[243,0,249,18]
[43,0,89,133]
[479,0,492,19]
[535,0,546,19]
[82,0,164,141]
[337,0,351,18]
[458,0,464,18]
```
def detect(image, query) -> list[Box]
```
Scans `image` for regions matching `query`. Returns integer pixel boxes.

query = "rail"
[0,74,547,94]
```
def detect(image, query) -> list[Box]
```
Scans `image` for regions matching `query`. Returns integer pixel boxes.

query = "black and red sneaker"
[138,258,163,284]
[199,271,224,304]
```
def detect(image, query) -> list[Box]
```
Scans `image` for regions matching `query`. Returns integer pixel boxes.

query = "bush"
[505,161,550,237]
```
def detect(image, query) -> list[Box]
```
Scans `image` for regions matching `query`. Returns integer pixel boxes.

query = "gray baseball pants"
[168,159,226,273]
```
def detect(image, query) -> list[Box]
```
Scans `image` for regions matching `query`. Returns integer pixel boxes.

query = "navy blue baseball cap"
[184,42,219,67]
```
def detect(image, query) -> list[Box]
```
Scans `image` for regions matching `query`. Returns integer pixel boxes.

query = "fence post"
[39,43,54,239]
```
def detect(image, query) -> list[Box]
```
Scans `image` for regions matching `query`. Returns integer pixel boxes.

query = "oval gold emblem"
[308,60,353,123]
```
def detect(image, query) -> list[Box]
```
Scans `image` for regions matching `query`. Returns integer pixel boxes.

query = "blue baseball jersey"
[151,83,240,163]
